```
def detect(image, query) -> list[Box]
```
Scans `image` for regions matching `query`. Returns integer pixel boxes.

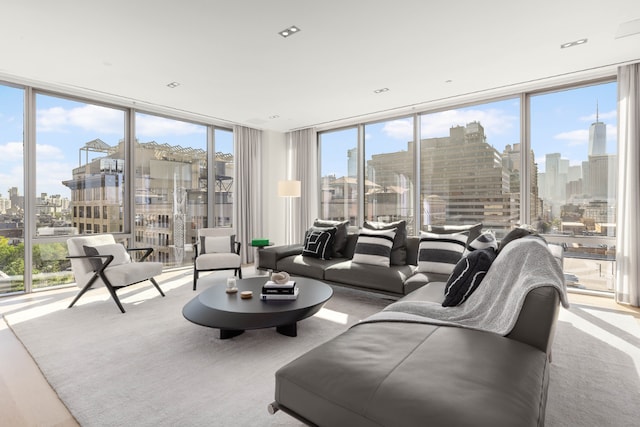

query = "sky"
[320,81,618,177]
[0,81,617,198]
[0,87,233,197]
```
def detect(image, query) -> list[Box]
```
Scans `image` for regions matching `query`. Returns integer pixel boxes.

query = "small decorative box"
[251,238,270,246]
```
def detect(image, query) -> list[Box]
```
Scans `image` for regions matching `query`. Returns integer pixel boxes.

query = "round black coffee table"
[183,276,333,339]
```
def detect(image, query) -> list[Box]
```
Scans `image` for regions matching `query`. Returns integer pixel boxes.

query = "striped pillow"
[417,232,467,274]
[352,228,397,267]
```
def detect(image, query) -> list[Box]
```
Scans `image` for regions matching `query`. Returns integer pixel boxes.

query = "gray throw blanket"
[357,237,570,336]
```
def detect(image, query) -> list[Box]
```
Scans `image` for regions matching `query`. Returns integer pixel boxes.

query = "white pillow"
[202,235,235,254]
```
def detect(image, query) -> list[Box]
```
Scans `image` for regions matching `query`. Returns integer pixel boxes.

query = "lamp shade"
[278,180,301,197]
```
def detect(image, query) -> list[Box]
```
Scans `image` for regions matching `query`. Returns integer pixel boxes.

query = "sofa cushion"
[403,272,450,294]
[324,261,414,294]
[352,228,397,267]
[275,321,550,427]
[363,219,408,265]
[416,232,467,275]
[276,255,346,280]
[302,226,336,260]
[83,243,131,272]
[498,226,546,253]
[314,219,349,256]
[443,248,497,307]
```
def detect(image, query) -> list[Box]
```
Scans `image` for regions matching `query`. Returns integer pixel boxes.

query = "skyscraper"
[588,103,606,156]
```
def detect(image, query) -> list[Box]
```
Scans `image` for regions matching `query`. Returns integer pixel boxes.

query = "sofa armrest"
[506,285,560,354]
[257,244,303,270]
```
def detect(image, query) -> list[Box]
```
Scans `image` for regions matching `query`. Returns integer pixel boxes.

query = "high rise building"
[588,104,607,156]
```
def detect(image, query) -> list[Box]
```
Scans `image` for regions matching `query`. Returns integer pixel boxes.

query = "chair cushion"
[195,253,241,270]
[352,228,397,267]
[103,261,163,287]
[201,235,235,254]
[83,243,131,272]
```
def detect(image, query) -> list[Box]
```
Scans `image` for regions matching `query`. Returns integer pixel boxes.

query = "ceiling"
[2,0,640,133]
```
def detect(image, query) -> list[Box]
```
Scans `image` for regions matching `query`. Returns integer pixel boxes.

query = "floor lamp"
[278,180,301,244]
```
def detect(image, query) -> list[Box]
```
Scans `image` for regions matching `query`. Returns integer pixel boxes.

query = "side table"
[250,241,273,275]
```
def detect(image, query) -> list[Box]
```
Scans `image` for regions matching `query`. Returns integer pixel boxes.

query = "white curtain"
[615,63,640,307]
[287,128,318,243]
[233,125,262,263]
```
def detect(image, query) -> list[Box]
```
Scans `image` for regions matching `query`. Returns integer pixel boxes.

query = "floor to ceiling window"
[319,127,359,226]
[0,84,25,294]
[213,128,234,228]
[530,81,617,292]
[32,93,126,289]
[364,118,415,233]
[134,112,207,268]
[419,98,522,238]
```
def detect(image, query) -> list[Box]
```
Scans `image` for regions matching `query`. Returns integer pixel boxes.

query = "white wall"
[260,130,289,246]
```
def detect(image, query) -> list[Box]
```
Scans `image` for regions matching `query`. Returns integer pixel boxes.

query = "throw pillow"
[201,235,236,254]
[302,226,337,260]
[498,226,545,253]
[313,219,349,256]
[416,232,468,275]
[83,243,131,272]
[463,231,497,255]
[363,219,407,265]
[352,228,397,267]
[443,247,497,307]
[425,223,482,246]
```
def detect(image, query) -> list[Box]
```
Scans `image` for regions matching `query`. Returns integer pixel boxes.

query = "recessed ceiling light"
[445,79,453,83]
[560,38,588,49]
[373,88,389,94]
[166,81,181,88]
[269,115,280,119]
[279,26,301,38]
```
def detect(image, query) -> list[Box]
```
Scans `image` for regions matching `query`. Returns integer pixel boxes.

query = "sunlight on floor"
[314,307,349,325]
[559,305,640,377]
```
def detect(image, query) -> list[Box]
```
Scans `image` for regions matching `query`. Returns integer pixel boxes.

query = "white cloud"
[136,114,206,137]
[579,109,617,122]
[554,129,588,147]
[0,141,24,162]
[37,104,123,134]
[382,119,413,140]
[36,143,66,160]
[420,108,517,140]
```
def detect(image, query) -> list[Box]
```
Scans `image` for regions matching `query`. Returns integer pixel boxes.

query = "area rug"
[4,274,640,426]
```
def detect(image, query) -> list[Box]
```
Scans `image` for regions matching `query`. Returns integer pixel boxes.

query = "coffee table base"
[219,323,297,339]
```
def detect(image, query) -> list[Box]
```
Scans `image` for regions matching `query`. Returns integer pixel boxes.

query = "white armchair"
[193,228,242,290]
[66,234,165,313]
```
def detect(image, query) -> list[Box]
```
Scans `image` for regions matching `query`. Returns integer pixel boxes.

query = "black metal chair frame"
[66,247,165,313]
[193,241,242,290]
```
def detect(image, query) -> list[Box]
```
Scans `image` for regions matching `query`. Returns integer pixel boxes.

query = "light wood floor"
[0,286,638,427]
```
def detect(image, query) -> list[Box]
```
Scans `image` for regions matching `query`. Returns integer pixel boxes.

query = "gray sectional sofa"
[267,237,568,426]
[257,234,451,296]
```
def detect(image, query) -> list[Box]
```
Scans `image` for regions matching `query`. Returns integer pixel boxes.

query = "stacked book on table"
[260,280,298,300]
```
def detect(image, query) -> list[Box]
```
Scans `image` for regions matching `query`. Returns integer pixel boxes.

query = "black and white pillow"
[363,219,407,265]
[416,232,467,275]
[351,228,397,267]
[443,248,497,307]
[313,219,349,256]
[302,227,337,260]
[463,231,497,255]
[200,234,236,254]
